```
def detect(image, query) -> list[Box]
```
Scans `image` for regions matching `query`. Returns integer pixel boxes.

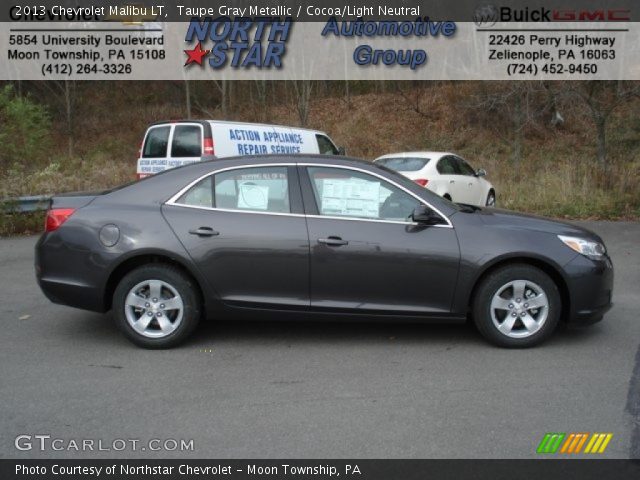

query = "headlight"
[558,235,606,258]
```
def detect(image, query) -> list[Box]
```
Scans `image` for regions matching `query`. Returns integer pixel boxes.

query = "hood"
[476,208,603,241]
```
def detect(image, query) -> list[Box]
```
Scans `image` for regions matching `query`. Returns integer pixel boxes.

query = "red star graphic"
[184,42,209,66]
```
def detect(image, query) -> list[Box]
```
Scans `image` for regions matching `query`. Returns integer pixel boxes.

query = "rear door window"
[171,125,203,157]
[377,157,430,172]
[316,135,339,155]
[143,126,170,158]
[215,167,290,213]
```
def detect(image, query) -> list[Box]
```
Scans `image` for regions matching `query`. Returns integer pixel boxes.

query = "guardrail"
[0,195,51,213]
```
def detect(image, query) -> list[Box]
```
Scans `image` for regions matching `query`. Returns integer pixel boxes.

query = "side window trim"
[298,164,452,228]
[166,163,301,218]
[165,163,453,228]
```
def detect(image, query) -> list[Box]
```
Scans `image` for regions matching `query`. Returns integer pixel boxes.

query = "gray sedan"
[36,155,613,348]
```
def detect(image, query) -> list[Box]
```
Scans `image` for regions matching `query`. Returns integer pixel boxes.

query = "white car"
[375,151,496,207]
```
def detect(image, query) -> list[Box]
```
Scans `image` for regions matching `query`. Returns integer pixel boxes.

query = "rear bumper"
[37,276,106,313]
[564,254,614,325]
[35,233,108,313]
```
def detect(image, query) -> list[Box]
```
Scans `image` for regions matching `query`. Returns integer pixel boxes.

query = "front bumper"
[564,253,614,324]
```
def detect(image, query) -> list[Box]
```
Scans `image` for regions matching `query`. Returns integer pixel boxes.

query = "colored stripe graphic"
[537,433,566,454]
[560,433,589,453]
[584,433,613,454]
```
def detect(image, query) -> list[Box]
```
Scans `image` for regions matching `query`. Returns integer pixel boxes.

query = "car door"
[435,155,465,201]
[162,164,310,308]
[300,164,460,314]
[138,125,170,176]
[168,123,204,169]
[453,156,482,205]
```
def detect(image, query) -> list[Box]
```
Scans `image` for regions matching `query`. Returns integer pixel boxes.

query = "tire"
[472,264,561,348]
[113,264,201,349]
[486,191,496,207]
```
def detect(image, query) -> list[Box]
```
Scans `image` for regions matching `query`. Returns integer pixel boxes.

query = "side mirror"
[475,168,487,177]
[411,205,444,225]
[337,146,346,156]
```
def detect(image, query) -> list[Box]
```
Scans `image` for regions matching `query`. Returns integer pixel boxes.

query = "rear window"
[376,157,430,172]
[171,125,202,157]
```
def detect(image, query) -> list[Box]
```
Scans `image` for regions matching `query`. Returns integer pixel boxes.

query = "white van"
[136,120,344,179]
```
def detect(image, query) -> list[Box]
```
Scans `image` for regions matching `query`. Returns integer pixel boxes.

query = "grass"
[0,211,45,237]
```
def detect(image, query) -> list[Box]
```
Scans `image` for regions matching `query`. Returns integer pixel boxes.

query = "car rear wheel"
[113,264,201,348]
[472,264,560,348]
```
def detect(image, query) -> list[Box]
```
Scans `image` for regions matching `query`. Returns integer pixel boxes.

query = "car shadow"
[193,316,481,348]
[56,310,607,350]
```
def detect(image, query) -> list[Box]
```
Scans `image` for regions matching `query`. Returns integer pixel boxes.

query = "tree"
[568,81,640,169]
[291,81,313,127]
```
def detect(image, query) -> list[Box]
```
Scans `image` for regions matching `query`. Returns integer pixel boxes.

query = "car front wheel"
[113,264,201,348]
[472,264,561,348]
[486,191,496,207]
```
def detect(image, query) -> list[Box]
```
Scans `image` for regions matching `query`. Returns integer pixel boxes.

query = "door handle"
[449,180,455,184]
[189,227,220,237]
[468,182,474,186]
[318,236,348,247]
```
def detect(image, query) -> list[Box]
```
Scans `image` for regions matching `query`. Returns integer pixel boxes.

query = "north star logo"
[184,42,209,66]
[183,17,292,69]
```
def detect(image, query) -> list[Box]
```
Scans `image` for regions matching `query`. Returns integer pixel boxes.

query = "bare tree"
[255,80,268,122]
[35,81,77,157]
[567,81,640,169]
[468,82,544,166]
[395,82,439,118]
[291,81,313,127]
[184,80,192,118]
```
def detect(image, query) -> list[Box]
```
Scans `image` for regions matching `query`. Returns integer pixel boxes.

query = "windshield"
[376,157,430,172]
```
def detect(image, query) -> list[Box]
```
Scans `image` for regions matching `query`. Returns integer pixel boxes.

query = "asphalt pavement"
[0,221,638,459]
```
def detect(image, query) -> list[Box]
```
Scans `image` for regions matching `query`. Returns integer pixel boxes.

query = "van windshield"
[377,157,430,171]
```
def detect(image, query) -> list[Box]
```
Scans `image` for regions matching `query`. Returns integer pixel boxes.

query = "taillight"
[203,137,214,155]
[45,208,76,232]
[414,179,429,187]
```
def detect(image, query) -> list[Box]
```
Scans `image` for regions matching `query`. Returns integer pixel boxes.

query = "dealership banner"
[0,0,639,80]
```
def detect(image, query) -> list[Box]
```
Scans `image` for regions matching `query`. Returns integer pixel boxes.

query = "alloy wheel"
[489,280,549,338]
[124,279,184,338]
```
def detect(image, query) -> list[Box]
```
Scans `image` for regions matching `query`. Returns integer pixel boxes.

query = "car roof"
[148,119,328,135]
[375,151,451,160]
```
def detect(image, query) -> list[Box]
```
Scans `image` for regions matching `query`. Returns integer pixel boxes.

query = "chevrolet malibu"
[36,155,613,348]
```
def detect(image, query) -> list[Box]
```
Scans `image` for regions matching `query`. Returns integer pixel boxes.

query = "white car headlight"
[558,235,606,258]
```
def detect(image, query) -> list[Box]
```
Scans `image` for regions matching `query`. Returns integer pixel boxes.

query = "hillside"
[1,81,639,235]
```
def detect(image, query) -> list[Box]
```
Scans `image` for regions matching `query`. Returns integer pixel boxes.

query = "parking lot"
[0,221,638,459]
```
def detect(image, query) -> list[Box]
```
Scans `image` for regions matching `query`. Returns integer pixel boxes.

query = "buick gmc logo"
[474,4,631,26]
[474,5,499,27]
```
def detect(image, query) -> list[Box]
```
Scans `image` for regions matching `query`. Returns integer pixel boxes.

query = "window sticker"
[320,179,380,218]
[237,182,270,210]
